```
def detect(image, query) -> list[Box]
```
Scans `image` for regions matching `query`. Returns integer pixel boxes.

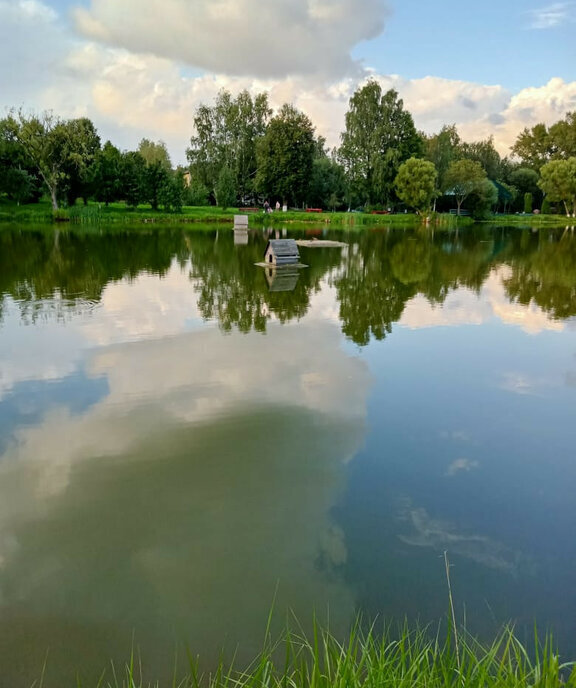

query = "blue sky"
[356,0,575,90]
[0,0,574,163]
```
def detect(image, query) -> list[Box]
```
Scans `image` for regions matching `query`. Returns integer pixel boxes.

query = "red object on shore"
[306,208,323,213]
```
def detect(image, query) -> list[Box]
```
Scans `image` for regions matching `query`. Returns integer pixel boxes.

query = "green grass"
[0,199,468,228]
[80,619,575,688]
[482,213,573,226]
[1,198,572,229]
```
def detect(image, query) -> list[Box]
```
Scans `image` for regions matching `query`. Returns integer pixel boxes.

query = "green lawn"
[0,198,571,227]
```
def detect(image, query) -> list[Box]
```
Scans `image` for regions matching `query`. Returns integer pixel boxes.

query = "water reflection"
[2,226,575,339]
[1,224,576,683]
[0,309,369,684]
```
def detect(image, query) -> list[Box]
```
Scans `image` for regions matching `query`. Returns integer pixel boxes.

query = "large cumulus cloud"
[73,0,389,79]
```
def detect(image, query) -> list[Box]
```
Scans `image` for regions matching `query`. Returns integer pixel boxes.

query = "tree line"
[1,82,575,215]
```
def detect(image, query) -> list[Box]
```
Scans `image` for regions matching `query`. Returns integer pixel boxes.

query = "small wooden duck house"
[264,239,300,266]
[265,267,300,292]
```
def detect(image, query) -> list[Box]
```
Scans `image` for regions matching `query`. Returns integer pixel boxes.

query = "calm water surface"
[0,224,575,685]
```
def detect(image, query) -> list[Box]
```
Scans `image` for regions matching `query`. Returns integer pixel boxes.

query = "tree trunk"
[50,186,58,210]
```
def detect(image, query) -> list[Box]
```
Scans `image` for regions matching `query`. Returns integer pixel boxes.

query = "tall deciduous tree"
[424,124,461,192]
[548,112,576,159]
[0,115,39,203]
[14,112,100,209]
[61,117,101,205]
[512,123,555,171]
[308,155,346,210]
[187,89,271,204]
[394,158,437,214]
[459,136,502,180]
[338,81,422,207]
[93,141,123,205]
[444,159,486,215]
[120,151,147,208]
[538,158,576,216]
[138,138,171,170]
[14,111,70,209]
[255,103,316,207]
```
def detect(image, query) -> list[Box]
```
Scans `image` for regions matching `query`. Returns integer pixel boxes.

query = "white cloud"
[73,0,389,79]
[398,501,529,574]
[446,458,479,476]
[458,78,576,155]
[526,2,575,29]
[399,268,566,334]
[0,0,68,110]
[2,1,575,165]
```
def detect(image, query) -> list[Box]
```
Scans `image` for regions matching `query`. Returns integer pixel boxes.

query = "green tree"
[215,165,236,209]
[308,155,346,210]
[509,167,539,196]
[494,181,517,214]
[548,112,576,158]
[13,112,71,209]
[185,178,210,206]
[424,124,461,193]
[0,115,39,203]
[158,171,184,212]
[120,151,147,208]
[524,192,533,214]
[138,138,171,170]
[93,141,122,205]
[13,112,101,209]
[143,160,170,210]
[538,158,576,216]
[255,103,316,207]
[468,178,498,218]
[444,159,486,215]
[61,117,101,206]
[187,89,271,204]
[512,122,555,171]
[338,81,422,207]
[459,136,502,180]
[394,158,437,214]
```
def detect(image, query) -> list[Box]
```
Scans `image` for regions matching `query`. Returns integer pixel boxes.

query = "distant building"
[263,239,300,266]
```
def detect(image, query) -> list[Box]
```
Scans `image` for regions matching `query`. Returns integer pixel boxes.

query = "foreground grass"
[78,621,575,688]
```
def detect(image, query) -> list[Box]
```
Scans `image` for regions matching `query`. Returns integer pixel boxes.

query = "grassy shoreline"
[57,620,575,687]
[1,200,571,228]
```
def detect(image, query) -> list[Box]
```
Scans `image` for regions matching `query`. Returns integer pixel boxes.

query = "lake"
[0,223,575,685]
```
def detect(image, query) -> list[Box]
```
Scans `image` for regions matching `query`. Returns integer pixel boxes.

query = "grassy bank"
[72,621,574,688]
[1,200,572,229]
[0,200,466,228]
[482,213,574,226]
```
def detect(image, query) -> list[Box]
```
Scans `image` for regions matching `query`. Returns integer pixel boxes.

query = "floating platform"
[295,239,347,247]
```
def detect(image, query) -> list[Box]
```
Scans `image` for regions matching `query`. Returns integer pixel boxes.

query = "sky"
[0,0,575,165]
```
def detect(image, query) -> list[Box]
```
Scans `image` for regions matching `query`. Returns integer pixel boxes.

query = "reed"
[76,618,576,688]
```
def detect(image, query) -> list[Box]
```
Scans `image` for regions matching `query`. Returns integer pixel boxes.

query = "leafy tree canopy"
[338,81,423,206]
[444,159,486,215]
[138,139,172,170]
[394,157,438,214]
[255,103,316,207]
[187,89,271,204]
[538,157,576,216]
